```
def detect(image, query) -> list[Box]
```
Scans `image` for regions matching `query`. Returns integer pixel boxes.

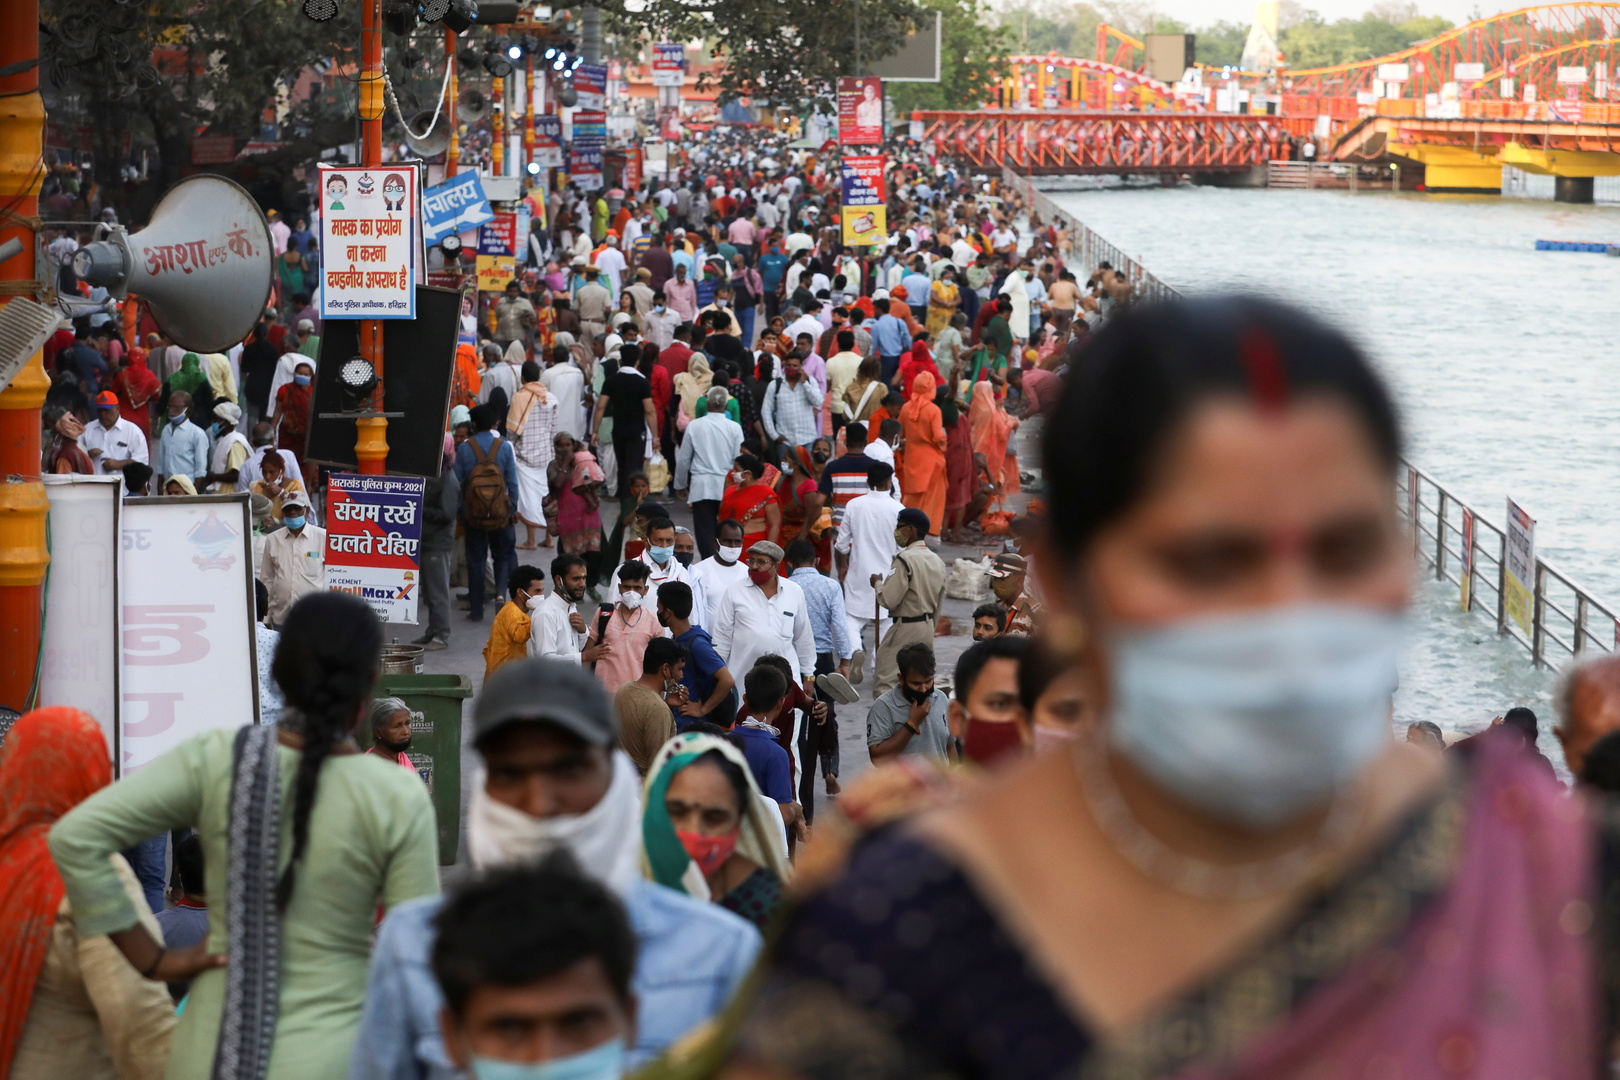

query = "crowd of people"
[9,129,1620,1080]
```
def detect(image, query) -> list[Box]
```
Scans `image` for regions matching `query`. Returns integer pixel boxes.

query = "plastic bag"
[644,451,671,493]
[945,556,993,602]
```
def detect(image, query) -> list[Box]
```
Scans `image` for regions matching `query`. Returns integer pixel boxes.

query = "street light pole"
[354,0,390,474]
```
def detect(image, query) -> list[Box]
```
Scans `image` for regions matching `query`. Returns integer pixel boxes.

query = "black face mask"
[379,733,412,753]
[675,550,694,567]
[811,450,830,465]
[902,685,933,706]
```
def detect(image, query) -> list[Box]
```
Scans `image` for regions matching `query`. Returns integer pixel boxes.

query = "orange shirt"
[483,600,531,679]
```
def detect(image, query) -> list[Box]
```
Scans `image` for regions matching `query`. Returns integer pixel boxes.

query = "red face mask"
[962,717,1026,766]
[678,829,738,877]
[747,567,774,586]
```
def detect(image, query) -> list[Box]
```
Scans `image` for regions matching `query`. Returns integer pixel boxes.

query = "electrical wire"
[384,50,454,141]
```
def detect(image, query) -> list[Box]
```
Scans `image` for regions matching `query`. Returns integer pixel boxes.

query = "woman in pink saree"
[697,297,1617,1080]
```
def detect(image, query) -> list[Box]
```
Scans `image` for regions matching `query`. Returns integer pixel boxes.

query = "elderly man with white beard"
[348,659,761,1079]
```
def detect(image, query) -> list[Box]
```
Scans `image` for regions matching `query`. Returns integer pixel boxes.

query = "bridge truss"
[914,111,1292,174]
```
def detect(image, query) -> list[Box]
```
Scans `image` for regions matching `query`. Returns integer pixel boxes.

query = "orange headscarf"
[452,343,482,410]
[0,707,111,1076]
[900,370,938,426]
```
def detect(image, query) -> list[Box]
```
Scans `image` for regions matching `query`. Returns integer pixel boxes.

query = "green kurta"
[49,727,440,1080]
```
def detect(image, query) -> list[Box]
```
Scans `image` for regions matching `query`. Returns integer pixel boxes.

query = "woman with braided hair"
[50,592,440,1080]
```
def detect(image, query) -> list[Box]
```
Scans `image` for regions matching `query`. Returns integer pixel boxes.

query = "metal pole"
[582,5,602,64]
[1533,562,1546,667]
[1497,532,1509,636]
[1435,490,1447,579]
[354,0,389,474]
[0,0,49,710]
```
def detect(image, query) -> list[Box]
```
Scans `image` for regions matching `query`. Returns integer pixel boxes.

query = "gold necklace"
[1072,734,1364,901]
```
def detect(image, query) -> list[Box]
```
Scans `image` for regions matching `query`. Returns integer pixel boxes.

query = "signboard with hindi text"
[324,473,427,624]
[652,43,685,87]
[570,109,606,191]
[1504,498,1536,636]
[318,164,417,320]
[534,115,564,168]
[840,155,887,246]
[838,76,885,146]
[575,63,608,110]
[422,171,495,245]
[119,496,258,775]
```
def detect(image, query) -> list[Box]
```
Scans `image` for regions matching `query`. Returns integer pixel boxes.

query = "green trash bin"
[364,673,473,866]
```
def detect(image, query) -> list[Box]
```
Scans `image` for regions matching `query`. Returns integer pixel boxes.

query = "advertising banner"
[318,164,417,320]
[324,472,427,624]
[534,115,564,168]
[422,171,495,245]
[39,476,121,765]
[653,43,685,87]
[477,213,519,257]
[838,76,885,145]
[575,63,608,109]
[570,109,607,191]
[840,154,888,246]
[476,255,516,291]
[120,497,258,775]
[1504,498,1536,636]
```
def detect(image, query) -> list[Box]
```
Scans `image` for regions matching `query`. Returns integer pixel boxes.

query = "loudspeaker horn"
[72,175,273,354]
[404,110,451,157]
[457,87,491,122]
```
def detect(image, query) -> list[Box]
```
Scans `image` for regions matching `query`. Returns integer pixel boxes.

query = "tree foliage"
[887,0,1014,114]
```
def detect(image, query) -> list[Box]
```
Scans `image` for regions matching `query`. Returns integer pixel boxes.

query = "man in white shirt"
[540,346,588,439]
[783,306,823,349]
[477,344,519,409]
[81,390,148,474]
[527,552,590,663]
[675,387,744,559]
[712,540,816,690]
[593,233,629,300]
[260,493,326,628]
[950,234,978,270]
[688,519,750,631]
[237,422,307,492]
[833,462,901,673]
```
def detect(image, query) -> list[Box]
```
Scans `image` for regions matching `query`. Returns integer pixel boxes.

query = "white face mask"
[716,544,743,565]
[1107,604,1401,829]
[619,588,646,610]
[466,750,643,894]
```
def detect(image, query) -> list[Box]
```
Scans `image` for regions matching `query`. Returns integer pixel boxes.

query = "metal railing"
[1398,462,1620,669]
[995,171,1620,671]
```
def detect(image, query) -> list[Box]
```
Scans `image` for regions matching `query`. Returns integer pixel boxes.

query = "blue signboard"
[422,171,495,245]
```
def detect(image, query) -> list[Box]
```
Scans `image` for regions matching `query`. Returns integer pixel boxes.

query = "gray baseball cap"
[474,658,617,749]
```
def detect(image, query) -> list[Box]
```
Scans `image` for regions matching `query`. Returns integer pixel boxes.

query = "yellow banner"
[842,204,886,247]
[476,254,515,293]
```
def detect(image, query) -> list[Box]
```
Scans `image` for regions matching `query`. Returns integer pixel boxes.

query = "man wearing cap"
[350,659,761,1080]
[712,540,816,694]
[871,507,947,697]
[575,266,613,345]
[204,401,251,492]
[988,551,1040,636]
[625,266,656,320]
[80,390,148,475]
[260,492,325,628]
[295,317,321,360]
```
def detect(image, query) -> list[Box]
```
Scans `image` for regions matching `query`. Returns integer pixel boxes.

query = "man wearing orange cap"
[81,389,149,475]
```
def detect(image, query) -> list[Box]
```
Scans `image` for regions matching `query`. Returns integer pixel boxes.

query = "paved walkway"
[414,419,1041,878]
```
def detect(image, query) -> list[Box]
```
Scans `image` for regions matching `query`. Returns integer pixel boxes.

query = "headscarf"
[674,355,714,418]
[166,474,199,495]
[449,404,472,430]
[204,352,235,401]
[504,339,526,367]
[901,370,938,426]
[0,708,111,1077]
[169,351,207,394]
[452,343,482,408]
[640,732,790,902]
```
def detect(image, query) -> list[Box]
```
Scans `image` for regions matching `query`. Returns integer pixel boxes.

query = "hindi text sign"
[422,171,495,245]
[1504,498,1536,636]
[318,165,417,319]
[324,472,427,624]
[838,76,885,145]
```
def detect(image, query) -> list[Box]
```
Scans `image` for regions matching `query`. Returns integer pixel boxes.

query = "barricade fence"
[995,170,1618,670]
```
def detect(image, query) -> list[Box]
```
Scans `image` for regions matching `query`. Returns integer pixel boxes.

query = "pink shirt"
[586,605,670,695]
[728,218,757,246]
[665,279,698,322]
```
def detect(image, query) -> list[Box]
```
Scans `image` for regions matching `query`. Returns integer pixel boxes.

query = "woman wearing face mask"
[641,732,791,931]
[723,297,1607,1079]
[773,445,824,554]
[275,360,315,477]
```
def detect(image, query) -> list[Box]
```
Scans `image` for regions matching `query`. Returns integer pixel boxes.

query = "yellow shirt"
[483,600,532,678]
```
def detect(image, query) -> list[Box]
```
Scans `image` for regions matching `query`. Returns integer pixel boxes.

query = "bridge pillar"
[1555,176,1595,203]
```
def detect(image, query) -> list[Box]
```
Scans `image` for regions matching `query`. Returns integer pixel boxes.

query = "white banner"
[1453,62,1484,81]
[318,164,418,320]
[120,497,259,775]
[1558,65,1589,85]
[39,476,122,764]
[1377,63,1410,82]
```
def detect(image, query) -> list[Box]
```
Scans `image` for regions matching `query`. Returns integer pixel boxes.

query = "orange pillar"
[446,29,460,170]
[0,0,48,711]
[354,0,389,474]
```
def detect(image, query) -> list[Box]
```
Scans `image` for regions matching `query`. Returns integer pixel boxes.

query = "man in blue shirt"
[784,539,854,803]
[757,238,789,321]
[871,297,912,386]
[349,659,761,1080]
[901,258,932,322]
[731,664,798,821]
[153,390,210,488]
[453,403,520,621]
[656,580,736,728]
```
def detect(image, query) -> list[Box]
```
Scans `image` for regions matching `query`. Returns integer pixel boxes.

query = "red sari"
[0,708,111,1077]
[719,480,780,559]
[275,380,314,476]
[111,347,160,441]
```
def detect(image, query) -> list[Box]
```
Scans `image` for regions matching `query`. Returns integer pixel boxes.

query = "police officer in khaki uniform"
[870,508,947,698]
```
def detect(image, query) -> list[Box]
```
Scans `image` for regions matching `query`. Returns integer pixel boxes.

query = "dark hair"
[879,418,902,442]
[1044,297,1401,559]
[510,564,544,598]
[255,578,270,621]
[521,360,541,382]
[866,461,894,488]
[1502,706,1539,744]
[972,602,1006,631]
[270,592,382,908]
[837,329,855,351]
[735,452,763,478]
[468,403,497,432]
[123,460,153,496]
[743,664,787,713]
[658,580,693,619]
[1017,642,1067,714]
[875,298,890,314]
[686,749,750,815]
[642,636,687,676]
[844,421,867,445]
[551,552,587,580]
[645,517,676,537]
[717,518,744,540]
[954,636,1031,702]
[896,642,935,679]
[1582,730,1620,793]
[174,834,206,897]
[784,538,816,567]
[432,852,636,1017]
[617,560,651,584]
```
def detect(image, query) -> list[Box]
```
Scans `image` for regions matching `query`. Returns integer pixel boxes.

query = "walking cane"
[873,580,882,700]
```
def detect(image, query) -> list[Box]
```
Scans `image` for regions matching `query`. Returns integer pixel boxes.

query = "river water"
[1047,183,1620,745]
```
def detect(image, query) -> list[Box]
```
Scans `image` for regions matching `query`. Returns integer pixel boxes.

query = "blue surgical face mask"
[648,544,674,564]
[294,374,312,386]
[169,413,185,426]
[283,514,307,531]
[471,1037,626,1080]
[1107,604,1401,829]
